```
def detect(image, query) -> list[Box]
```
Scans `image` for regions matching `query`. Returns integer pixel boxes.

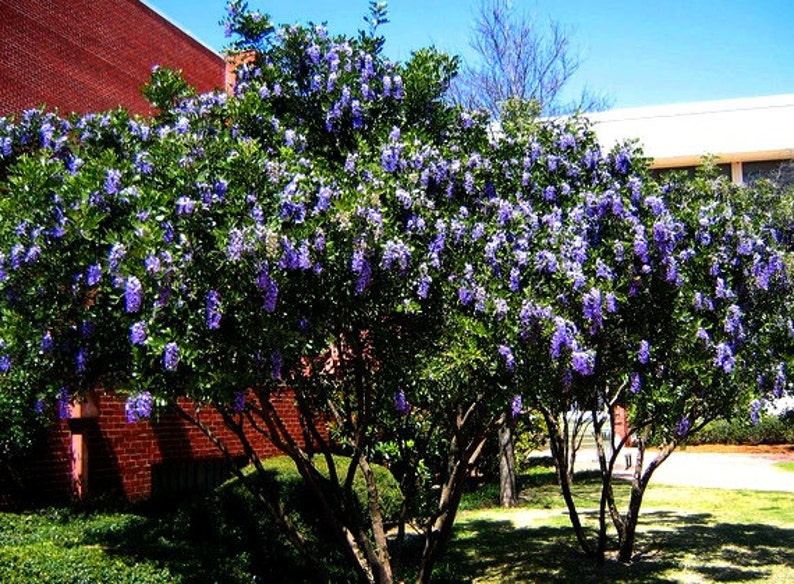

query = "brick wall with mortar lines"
[15,390,306,504]
[0,0,225,116]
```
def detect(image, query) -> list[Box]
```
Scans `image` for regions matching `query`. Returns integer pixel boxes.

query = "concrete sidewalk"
[575,448,794,492]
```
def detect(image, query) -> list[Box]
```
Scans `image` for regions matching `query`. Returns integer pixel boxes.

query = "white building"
[589,93,794,188]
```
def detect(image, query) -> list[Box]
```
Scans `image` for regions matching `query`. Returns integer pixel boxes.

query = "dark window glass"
[742,159,794,192]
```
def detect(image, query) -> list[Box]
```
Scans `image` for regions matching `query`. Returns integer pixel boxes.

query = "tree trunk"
[616,438,678,563]
[541,408,594,558]
[498,422,518,507]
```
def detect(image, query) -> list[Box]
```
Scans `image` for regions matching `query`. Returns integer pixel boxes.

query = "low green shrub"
[182,454,403,583]
[688,414,794,445]
[0,508,176,584]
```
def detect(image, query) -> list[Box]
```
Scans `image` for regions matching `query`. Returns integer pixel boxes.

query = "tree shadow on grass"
[439,512,794,583]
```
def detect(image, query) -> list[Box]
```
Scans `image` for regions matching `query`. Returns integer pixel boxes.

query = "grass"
[774,461,794,472]
[1,457,792,583]
[439,461,794,583]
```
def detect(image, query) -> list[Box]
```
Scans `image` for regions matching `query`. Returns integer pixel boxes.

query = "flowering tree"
[446,111,793,562]
[0,3,514,582]
[1,2,791,580]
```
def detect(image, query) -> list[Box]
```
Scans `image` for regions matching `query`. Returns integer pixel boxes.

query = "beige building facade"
[589,93,794,189]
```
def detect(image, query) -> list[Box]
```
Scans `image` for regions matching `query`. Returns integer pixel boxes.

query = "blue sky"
[144,0,794,109]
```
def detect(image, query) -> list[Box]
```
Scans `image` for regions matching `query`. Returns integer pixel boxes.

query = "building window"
[742,159,794,192]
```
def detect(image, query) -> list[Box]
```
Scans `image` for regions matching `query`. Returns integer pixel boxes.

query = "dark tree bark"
[498,422,518,507]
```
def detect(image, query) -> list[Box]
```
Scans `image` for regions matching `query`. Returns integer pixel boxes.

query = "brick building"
[0,1,308,505]
[0,0,226,116]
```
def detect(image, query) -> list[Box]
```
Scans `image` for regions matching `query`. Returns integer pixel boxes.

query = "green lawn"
[774,461,794,473]
[437,464,794,583]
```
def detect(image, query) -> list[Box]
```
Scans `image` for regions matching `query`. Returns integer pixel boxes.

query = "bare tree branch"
[451,0,611,117]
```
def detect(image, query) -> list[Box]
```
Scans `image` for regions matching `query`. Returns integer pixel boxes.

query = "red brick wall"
[0,0,226,116]
[15,390,305,504]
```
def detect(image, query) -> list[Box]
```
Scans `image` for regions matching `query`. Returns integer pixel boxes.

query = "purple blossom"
[638,340,650,364]
[416,274,431,299]
[535,250,558,274]
[76,347,87,373]
[314,185,333,214]
[494,298,508,318]
[125,276,143,313]
[509,266,521,292]
[749,399,763,426]
[595,259,614,281]
[0,354,11,372]
[696,327,711,346]
[85,263,102,286]
[550,317,577,359]
[382,239,411,273]
[164,342,179,371]
[108,243,126,272]
[582,288,603,331]
[774,363,786,398]
[644,196,665,216]
[715,277,733,299]
[344,153,357,173]
[604,292,617,313]
[104,168,122,195]
[271,351,282,380]
[57,387,70,420]
[724,304,744,341]
[675,415,690,438]
[571,349,595,376]
[630,372,641,394]
[354,257,371,295]
[713,342,735,373]
[510,395,523,418]
[125,391,153,423]
[144,254,161,276]
[351,99,363,129]
[394,389,411,416]
[614,148,631,174]
[227,228,244,261]
[41,330,54,352]
[257,267,279,312]
[233,391,247,413]
[206,290,222,329]
[498,344,516,372]
[81,321,94,338]
[176,196,195,215]
[130,321,147,345]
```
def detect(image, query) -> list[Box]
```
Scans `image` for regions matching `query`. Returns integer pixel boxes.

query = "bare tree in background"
[452,0,610,117]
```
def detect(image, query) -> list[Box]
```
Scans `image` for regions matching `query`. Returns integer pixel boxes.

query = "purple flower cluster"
[163,342,179,371]
[125,276,143,313]
[125,391,153,423]
[394,389,411,416]
[498,344,516,372]
[637,340,650,365]
[713,342,735,373]
[511,395,523,418]
[257,264,279,312]
[130,321,147,345]
[205,290,222,329]
[352,248,372,294]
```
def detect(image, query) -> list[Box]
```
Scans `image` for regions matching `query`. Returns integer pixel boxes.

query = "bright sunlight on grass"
[435,461,794,583]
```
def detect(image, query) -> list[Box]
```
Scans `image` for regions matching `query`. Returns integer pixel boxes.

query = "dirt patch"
[679,443,794,458]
